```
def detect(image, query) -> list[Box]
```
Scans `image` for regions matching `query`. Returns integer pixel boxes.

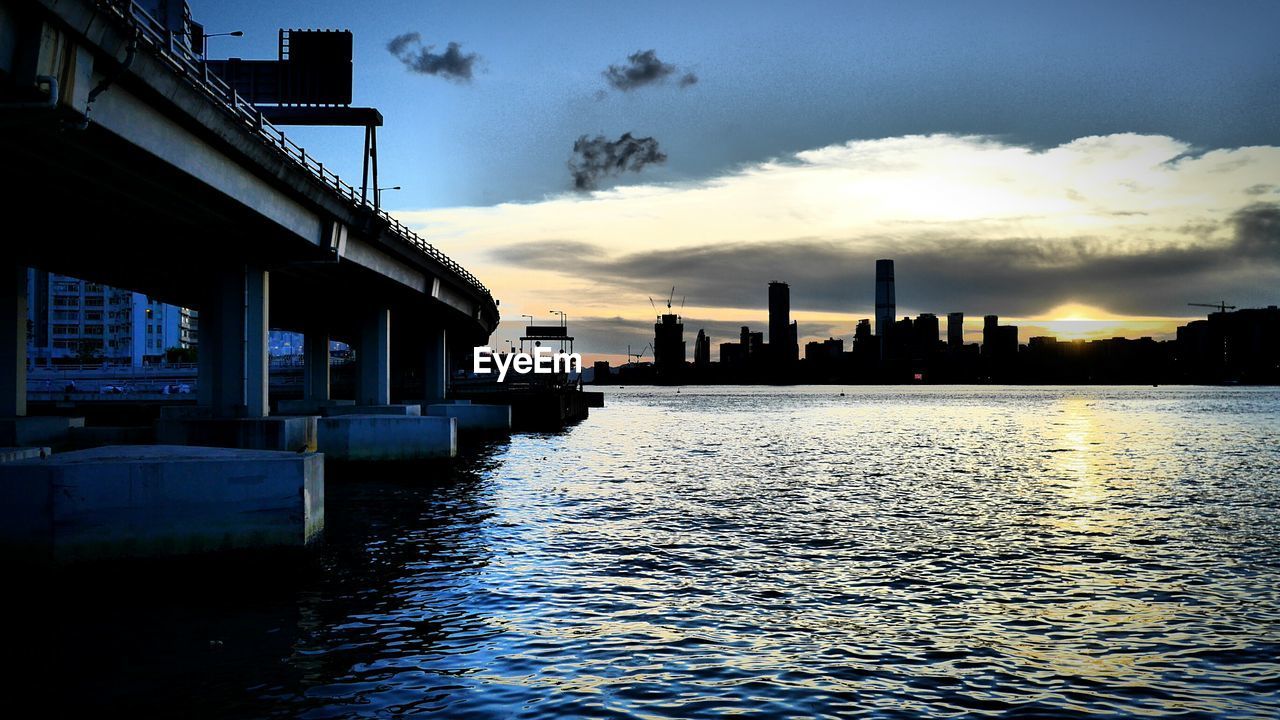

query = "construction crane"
[625,343,652,364]
[1189,301,1236,313]
[666,285,676,311]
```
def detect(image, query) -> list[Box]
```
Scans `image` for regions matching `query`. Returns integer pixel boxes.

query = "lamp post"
[548,310,566,327]
[193,30,243,58]
[376,185,401,209]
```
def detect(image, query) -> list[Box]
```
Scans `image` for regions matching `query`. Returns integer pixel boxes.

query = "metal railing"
[93,1,494,302]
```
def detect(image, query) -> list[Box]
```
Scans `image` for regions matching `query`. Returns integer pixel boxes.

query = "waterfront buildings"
[26,270,196,367]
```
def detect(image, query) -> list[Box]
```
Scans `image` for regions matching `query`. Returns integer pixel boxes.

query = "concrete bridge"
[0,0,508,561]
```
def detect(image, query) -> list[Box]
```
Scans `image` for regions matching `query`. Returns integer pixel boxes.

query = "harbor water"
[50,386,1280,718]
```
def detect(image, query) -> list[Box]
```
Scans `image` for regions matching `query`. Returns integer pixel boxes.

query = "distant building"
[768,281,796,365]
[914,313,939,357]
[854,318,873,347]
[653,312,686,377]
[693,329,711,367]
[805,337,844,361]
[591,360,612,384]
[26,270,195,366]
[875,259,895,342]
[1176,305,1280,383]
[948,312,964,348]
[719,342,745,366]
[982,314,999,356]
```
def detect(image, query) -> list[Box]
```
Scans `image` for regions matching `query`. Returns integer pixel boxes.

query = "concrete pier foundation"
[155,407,316,452]
[198,266,269,418]
[357,307,391,407]
[426,401,511,434]
[0,445,324,563]
[317,415,455,462]
[423,325,448,405]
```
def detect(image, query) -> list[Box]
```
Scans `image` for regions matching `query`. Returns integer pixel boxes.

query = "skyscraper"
[653,312,686,378]
[875,259,895,339]
[983,314,999,356]
[768,281,796,364]
[693,329,710,367]
[914,313,939,356]
[948,312,964,348]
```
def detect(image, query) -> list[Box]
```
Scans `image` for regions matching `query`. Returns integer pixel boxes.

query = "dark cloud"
[602,50,696,92]
[568,133,667,191]
[387,33,479,82]
[490,203,1280,318]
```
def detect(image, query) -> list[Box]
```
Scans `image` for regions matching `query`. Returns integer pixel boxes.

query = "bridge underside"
[0,93,485,421]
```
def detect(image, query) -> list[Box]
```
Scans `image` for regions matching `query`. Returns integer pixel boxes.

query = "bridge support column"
[0,262,27,418]
[424,325,448,405]
[357,307,390,406]
[303,328,330,403]
[198,266,269,418]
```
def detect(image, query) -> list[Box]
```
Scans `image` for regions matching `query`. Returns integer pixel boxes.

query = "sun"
[1020,303,1186,341]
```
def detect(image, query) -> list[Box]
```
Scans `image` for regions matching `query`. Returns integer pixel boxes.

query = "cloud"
[491,203,1280,318]
[568,133,668,190]
[602,50,696,92]
[405,133,1280,353]
[387,33,479,82]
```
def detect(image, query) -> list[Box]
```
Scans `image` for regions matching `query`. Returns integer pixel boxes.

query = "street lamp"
[192,30,243,58]
[376,185,401,208]
[548,310,566,327]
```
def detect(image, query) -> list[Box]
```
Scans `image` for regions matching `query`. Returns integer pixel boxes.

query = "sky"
[194,0,1280,362]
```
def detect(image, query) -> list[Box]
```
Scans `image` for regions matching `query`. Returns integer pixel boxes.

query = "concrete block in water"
[0,446,49,462]
[155,416,316,452]
[0,445,323,563]
[276,398,354,416]
[0,416,85,447]
[323,404,421,417]
[316,415,455,461]
[426,403,511,434]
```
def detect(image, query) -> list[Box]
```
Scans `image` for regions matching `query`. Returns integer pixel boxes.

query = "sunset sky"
[199,1,1280,362]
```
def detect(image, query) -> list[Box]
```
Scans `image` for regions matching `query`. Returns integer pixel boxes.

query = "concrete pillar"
[303,328,330,402]
[0,263,27,417]
[423,325,448,404]
[357,307,390,406]
[198,266,269,418]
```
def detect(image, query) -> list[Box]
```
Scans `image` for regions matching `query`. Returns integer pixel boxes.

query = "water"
[51,387,1280,717]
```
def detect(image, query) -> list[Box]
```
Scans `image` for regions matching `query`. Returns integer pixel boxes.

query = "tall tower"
[653,312,686,377]
[768,281,794,363]
[948,312,964,348]
[983,314,999,356]
[875,259,895,339]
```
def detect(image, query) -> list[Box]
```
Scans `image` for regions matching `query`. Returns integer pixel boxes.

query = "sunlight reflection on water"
[60,386,1280,718]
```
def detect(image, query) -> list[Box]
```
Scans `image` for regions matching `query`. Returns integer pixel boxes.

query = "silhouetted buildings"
[653,312,685,380]
[875,259,895,357]
[948,312,964,348]
[768,281,798,371]
[1176,306,1280,383]
[618,261,1276,386]
[694,329,710,368]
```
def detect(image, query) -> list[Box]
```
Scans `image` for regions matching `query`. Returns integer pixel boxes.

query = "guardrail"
[94,1,494,302]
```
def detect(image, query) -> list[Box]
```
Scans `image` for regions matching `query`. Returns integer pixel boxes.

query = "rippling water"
[53,387,1280,717]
